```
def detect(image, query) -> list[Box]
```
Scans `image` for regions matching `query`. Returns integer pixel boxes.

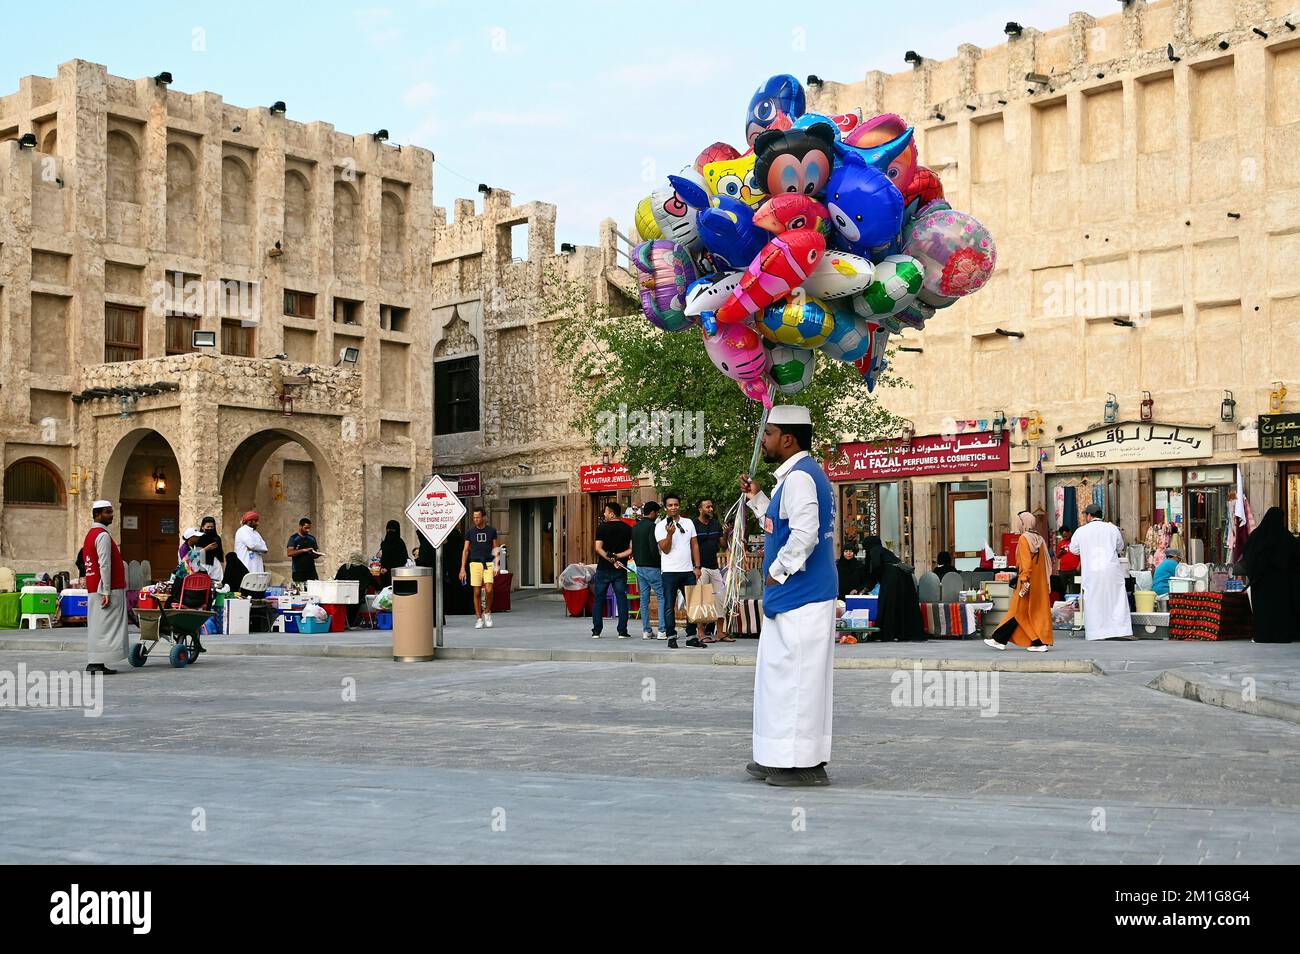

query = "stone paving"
[2,649,1298,863]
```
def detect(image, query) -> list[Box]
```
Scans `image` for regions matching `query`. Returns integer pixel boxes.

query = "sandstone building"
[0,59,617,584]
[805,0,1300,569]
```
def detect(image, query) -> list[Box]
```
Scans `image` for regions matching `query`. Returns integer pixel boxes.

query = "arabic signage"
[579,462,634,492]
[825,433,1010,481]
[405,475,467,548]
[1259,414,1300,455]
[1055,422,1213,468]
[439,472,481,497]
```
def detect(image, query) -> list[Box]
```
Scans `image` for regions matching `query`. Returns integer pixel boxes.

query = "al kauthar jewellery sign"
[1056,422,1213,467]
[1258,414,1300,455]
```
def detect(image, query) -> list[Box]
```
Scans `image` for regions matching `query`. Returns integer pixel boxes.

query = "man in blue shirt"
[740,404,837,787]
[1152,547,1182,597]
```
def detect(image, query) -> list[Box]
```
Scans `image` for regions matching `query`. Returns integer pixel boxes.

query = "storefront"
[1259,413,1300,533]
[1052,421,1225,564]
[826,432,1011,570]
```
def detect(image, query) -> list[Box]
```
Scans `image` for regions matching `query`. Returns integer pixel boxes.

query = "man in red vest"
[84,500,129,674]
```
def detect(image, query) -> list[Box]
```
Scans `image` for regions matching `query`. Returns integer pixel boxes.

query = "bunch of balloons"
[631,73,996,407]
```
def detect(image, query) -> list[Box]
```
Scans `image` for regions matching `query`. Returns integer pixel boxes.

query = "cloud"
[605,53,735,89]
[355,8,402,48]
[466,110,573,128]
[403,82,439,108]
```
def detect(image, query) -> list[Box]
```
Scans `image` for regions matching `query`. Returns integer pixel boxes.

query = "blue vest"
[762,455,837,616]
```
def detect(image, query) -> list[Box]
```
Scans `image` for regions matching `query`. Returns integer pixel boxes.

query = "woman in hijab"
[933,551,958,580]
[376,520,409,589]
[862,536,925,641]
[1241,507,1299,643]
[984,511,1054,652]
[196,515,224,582]
[334,552,379,626]
[837,545,866,600]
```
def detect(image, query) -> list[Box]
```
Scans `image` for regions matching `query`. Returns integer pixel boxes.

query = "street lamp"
[991,410,1007,440]
[1140,390,1154,422]
[1270,381,1288,413]
[1221,390,1236,423]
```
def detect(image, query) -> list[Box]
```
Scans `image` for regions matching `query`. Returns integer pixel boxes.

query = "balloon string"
[723,387,775,633]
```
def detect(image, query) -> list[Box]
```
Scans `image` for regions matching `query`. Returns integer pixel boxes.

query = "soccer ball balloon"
[757,296,834,348]
[766,343,817,395]
[852,254,923,319]
[819,306,873,362]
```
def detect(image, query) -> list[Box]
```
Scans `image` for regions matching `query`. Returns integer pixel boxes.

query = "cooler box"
[20,586,57,616]
[324,602,348,632]
[844,594,878,623]
[376,610,393,630]
[15,573,37,591]
[298,614,331,634]
[491,571,512,612]
[58,588,88,624]
[307,579,360,604]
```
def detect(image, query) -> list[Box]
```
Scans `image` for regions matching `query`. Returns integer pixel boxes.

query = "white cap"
[182,527,201,539]
[91,499,112,511]
[768,404,812,426]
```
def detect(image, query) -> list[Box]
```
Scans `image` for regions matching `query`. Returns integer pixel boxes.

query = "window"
[165,314,197,355]
[104,304,143,362]
[221,319,255,357]
[4,459,62,506]
[435,356,480,434]
[284,290,316,319]
[333,297,363,326]
[380,304,409,333]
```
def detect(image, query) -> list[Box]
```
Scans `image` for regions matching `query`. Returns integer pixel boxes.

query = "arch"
[3,457,64,507]
[218,425,340,512]
[333,180,361,275]
[222,155,253,226]
[99,427,184,509]
[284,169,311,242]
[40,128,58,156]
[107,130,140,203]
[166,142,199,253]
[381,190,406,255]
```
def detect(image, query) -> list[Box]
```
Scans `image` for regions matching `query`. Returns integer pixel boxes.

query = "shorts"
[469,562,495,587]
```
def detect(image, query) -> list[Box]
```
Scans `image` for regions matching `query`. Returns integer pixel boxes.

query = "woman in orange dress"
[984,511,1054,652]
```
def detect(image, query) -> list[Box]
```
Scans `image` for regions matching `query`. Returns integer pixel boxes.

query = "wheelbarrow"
[129,607,215,668]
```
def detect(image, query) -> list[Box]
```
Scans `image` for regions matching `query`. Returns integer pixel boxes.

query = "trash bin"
[391,566,434,661]
[559,563,595,618]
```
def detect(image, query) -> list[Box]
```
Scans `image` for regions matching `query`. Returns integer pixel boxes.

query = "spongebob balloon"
[703,153,766,209]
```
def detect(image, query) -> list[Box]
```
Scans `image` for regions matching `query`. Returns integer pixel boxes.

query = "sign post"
[405,475,467,650]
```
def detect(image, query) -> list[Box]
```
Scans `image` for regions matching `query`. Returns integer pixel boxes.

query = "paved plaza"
[2,593,1298,863]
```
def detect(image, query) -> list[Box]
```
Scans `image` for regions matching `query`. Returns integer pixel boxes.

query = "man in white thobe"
[234,511,268,575]
[740,404,837,787]
[1069,503,1133,640]
[84,500,129,674]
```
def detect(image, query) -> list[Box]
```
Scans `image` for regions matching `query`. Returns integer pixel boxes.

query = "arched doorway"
[101,429,182,574]
[220,428,340,580]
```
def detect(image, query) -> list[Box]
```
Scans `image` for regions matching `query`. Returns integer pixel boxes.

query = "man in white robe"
[84,500,129,673]
[740,404,837,787]
[1069,503,1133,640]
[234,511,268,575]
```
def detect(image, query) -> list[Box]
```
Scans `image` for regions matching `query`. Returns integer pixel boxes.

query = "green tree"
[548,268,908,510]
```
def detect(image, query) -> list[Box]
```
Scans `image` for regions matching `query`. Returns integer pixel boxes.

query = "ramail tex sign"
[1055,422,1213,467]
[825,433,1009,481]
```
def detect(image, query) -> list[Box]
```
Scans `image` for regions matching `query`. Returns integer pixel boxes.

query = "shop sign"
[825,433,1009,481]
[1259,414,1300,455]
[439,472,481,497]
[1055,422,1212,468]
[579,462,634,492]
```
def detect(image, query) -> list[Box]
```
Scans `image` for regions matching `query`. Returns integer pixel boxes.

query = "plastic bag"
[375,586,394,611]
[303,601,329,622]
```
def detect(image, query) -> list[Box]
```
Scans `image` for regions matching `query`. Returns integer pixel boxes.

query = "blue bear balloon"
[825,152,905,259]
[694,195,767,272]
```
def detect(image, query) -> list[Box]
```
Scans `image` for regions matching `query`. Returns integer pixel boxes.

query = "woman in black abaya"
[1242,507,1300,643]
[862,536,925,641]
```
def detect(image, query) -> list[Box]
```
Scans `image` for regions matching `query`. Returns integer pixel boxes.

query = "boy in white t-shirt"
[654,492,702,649]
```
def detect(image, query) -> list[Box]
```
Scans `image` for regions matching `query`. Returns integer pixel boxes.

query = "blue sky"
[8,0,1115,247]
